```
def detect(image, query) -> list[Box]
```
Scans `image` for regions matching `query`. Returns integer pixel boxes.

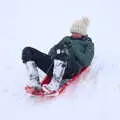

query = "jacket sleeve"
[48,46,57,59]
[72,40,94,66]
[48,36,69,59]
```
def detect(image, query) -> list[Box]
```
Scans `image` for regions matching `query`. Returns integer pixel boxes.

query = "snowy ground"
[0,0,120,120]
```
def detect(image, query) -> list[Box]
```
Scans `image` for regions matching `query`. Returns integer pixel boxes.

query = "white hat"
[70,17,89,35]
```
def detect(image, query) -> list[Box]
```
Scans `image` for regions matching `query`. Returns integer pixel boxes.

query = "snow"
[0,0,120,120]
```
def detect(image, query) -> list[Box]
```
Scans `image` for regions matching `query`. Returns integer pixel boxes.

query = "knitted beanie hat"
[70,17,89,35]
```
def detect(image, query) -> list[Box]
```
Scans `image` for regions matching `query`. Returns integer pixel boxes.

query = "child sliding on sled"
[22,16,94,95]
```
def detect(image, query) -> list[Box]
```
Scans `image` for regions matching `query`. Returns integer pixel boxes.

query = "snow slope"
[0,0,120,120]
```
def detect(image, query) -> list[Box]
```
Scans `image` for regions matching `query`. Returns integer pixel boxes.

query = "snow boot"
[25,61,41,89]
[42,59,67,93]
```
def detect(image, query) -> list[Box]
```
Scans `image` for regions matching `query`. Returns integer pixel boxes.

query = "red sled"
[25,67,90,97]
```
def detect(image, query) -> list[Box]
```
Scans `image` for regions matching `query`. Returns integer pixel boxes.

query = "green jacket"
[48,36,94,77]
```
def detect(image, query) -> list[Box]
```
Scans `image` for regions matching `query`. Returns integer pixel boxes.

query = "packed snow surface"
[0,0,120,120]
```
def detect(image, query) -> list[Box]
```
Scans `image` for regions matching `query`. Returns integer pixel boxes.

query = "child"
[22,17,94,94]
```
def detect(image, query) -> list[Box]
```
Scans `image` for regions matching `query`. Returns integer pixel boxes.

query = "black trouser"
[22,47,55,76]
[22,47,69,78]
